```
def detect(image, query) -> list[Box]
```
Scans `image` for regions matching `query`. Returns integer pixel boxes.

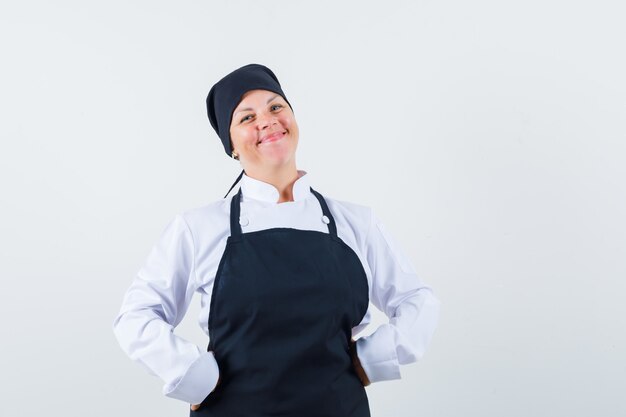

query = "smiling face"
[229,89,299,173]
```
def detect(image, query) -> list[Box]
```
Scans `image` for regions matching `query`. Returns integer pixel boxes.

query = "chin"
[264,156,294,167]
[261,150,296,166]
[259,143,295,159]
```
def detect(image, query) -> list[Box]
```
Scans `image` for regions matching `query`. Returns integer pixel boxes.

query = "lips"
[258,131,286,145]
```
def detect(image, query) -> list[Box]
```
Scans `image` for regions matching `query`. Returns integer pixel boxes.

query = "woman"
[113,63,440,416]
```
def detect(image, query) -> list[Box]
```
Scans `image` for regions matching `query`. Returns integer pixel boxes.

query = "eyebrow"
[233,94,280,116]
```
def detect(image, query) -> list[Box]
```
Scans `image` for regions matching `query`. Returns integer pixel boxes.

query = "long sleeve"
[112,214,220,404]
[355,208,441,383]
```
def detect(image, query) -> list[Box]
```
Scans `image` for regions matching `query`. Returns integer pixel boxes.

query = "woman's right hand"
[190,374,221,411]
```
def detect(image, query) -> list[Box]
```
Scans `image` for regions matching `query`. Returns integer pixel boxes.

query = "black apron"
[192,186,370,417]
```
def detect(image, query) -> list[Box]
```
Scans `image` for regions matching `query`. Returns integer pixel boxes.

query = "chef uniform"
[112,64,440,416]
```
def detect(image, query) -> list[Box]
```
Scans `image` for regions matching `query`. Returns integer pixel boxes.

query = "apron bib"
[192,187,370,417]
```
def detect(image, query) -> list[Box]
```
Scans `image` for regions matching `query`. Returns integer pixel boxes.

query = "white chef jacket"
[112,169,440,405]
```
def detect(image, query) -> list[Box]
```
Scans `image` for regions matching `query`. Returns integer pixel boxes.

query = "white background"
[1,1,624,416]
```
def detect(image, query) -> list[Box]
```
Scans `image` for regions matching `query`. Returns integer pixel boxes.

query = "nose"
[257,112,278,130]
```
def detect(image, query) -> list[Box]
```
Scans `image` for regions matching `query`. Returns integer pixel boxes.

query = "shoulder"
[176,198,232,239]
[318,192,374,245]
[323,194,371,221]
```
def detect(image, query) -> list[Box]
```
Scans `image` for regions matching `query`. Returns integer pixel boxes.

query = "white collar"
[239,169,311,203]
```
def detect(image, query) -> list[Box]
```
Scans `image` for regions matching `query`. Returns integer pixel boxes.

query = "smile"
[258,131,286,145]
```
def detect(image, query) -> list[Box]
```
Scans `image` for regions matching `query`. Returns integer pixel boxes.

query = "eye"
[240,114,253,123]
[271,104,283,111]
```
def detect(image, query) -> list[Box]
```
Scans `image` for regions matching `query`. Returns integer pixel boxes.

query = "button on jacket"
[112,170,441,405]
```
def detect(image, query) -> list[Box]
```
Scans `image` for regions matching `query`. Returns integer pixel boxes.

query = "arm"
[354,208,441,383]
[112,214,220,404]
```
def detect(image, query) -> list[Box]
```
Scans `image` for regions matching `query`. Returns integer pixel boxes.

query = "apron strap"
[229,187,243,237]
[223,169,245,199]
[228,185,338,238]
[310,187,337,237]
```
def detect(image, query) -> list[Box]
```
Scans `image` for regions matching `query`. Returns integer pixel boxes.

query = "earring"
[231,151,239,160]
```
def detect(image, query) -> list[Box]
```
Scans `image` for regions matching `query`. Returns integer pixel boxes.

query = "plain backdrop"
[1,1,624,416]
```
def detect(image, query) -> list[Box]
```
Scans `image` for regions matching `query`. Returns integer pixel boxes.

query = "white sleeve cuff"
[356,323,402,383]
[162,351,220,404]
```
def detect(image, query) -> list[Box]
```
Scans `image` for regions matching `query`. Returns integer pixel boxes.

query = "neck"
[244,162,300,203]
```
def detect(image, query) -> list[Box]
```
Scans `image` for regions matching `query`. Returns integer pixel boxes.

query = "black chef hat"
[206,63,293,158]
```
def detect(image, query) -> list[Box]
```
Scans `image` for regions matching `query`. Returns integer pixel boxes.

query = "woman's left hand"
[349,338,371,386]
[190,374,221,411]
